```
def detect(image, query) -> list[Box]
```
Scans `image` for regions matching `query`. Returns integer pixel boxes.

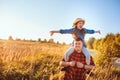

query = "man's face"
[74,40,83,53]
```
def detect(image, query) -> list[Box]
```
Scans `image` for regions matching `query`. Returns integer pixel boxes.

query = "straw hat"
[73,18,85,27]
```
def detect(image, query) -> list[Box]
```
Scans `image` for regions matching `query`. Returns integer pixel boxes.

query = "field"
[0,40,120,80]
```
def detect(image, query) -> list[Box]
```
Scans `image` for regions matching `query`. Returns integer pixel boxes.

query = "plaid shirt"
[62,50,95,80]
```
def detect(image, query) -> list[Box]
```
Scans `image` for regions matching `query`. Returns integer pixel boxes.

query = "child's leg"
[64,46,74,61]
[82,47,91,65]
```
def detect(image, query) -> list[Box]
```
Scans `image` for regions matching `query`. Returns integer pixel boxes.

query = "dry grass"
[0,40,119,80]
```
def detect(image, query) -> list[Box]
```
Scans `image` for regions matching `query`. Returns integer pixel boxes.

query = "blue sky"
[0,0,120,44]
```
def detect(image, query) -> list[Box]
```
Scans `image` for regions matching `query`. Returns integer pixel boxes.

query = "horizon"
[0,32,119,44]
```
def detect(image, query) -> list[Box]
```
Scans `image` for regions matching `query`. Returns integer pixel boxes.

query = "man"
[60,38,95,80]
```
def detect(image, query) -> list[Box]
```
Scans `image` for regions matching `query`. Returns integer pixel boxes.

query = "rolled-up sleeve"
[85,28,95,34]
[59,28,74,34]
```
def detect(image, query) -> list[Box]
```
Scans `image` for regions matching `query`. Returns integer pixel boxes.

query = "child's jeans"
[64,46,90,65]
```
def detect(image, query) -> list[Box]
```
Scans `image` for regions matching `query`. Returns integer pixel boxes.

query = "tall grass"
[0,40,119,80]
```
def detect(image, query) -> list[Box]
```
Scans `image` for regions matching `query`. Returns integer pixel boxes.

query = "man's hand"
[69,61,76,67]
[50,31,54,36]
[76,62,84,68]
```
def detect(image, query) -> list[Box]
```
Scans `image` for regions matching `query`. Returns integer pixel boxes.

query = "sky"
[0,0,120,44]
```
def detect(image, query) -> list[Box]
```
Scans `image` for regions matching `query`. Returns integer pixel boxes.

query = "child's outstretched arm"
[85,28,101,34]
[50,28,74,36]
[50,30,60,36]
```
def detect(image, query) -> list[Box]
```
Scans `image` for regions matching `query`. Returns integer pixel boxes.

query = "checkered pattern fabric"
[62,50,95,80]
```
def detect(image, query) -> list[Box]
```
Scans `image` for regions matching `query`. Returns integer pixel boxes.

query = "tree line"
[87,33,120,66]
[2,36,66,45]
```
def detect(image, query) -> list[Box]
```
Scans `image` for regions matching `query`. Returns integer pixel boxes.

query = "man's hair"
[74,38,83,42]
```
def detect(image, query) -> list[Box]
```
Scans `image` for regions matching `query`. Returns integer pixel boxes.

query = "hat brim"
[73,19,85,27]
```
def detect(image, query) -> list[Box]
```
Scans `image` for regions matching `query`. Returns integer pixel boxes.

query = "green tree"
[38,38,41,42]
[43,39,47,43]
[8,36,13,40]
[56,41,59,44]
[93,33,120,66]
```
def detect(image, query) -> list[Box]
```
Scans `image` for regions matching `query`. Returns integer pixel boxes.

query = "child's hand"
[96,30,101,34]
[50,31,54,36]
[98,30,101,34]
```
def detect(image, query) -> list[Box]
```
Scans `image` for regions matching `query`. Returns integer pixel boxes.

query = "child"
[50,18,100,68]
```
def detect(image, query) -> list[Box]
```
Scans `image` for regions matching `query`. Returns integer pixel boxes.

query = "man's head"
[74,38,83,53]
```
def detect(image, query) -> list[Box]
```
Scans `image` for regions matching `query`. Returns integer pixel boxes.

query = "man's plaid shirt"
[62,50,95,80]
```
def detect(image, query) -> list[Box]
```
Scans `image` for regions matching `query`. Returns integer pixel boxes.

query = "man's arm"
[84,64,95,70]
[60,61,76,67]
[77,62,95,70]
[60,61,70,67]
[77,62,94,69]
[77,56,95,70]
